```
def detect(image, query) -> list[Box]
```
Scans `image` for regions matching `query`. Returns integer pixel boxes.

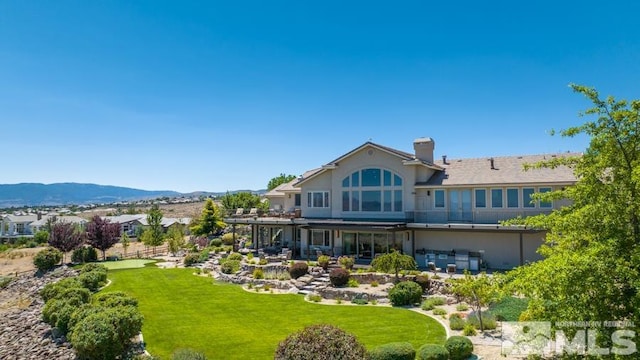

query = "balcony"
[406,209,552,224]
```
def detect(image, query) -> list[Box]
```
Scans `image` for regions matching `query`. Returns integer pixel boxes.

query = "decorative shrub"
[444,336,474,360]
[220,233,237,246]
[72,246,98,264]
[40,278,82,302]
[488,296,529,321]
[462,323,477,336]
[247,252,254,260]
[414,275,430,292]
[33,247,62,272]
[289,262,309,279]
[80,263,108,274]
[370,280,379,287]
[416,344,449,360]
[0,276,11,289]
[274,324,368,360]
[421,297,446,310]
[94,291,139,308]
[209,238,223,247]
[258,258,268,265]
[184,253,200,266]
[368,342,415,360]
[77,266,108,292]
[347,278,359,288]
[456,303,469,311]
[220,259,241,274]
[227,252,243,261]
[467,311,497,330]
[449,313,465,331]
[172,348,208,360]
[388,281,423,306]
[197,250,210,263]
[329,268,350,287]
[351,297,368,305]
[317,255,330,270]
[307,294,322,302]
[338,256,355,270]
[253,268,264,279]
[432,308,447,316]
[194,268,202,275]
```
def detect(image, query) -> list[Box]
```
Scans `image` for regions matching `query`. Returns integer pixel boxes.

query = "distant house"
[0,214,39,238]
[30,215,87,233]
[227,138,577,270]
[103,214,192,237]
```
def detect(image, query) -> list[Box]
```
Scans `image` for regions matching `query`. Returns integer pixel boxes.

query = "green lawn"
[100,259,156,270]
[105,267,446,359]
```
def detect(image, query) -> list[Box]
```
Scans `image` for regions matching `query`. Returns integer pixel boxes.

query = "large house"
[225,138,577,270]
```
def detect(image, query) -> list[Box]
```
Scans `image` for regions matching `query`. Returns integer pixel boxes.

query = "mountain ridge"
[0,183,264,208]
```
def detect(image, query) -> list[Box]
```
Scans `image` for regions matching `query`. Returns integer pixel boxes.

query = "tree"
[33,247,63,272]
[48,221,84,263]
[220,191,266,213]
[450,271,500,331]
[144,204,165,254]
[506,85,640,330]
[370,250,417,282]
[274,324,368,360]
[166,224,186,256]
[267,173,297,191]
[190,199,226,238]
[120,232,130,258]
[86,215,121,261]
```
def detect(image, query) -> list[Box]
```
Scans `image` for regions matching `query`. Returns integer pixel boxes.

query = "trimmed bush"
[329,268,350,287]
[347,278,359,288]
[33,247,62,272]
[227,252,243,261]
[209,238,223,247]
[317,255,330,270]
[449,313,465,331]
[184,253,200,266]
[220,259,241,274]
[462,323,477,336]
[444,336,474,360]
[368,342,415,360]
[421,297,446,310]
[388,281,423,306]
[72,246,98,264]
[274,324,368,360]
[221,233,237,246]
[80,263,108,274]
[289,262,308,279]
[172,348,208,360]
[40,278,82,301]
[78,267,108,292]
[416,344,449,360]
[94,291,139,308]
[42,293,90,334]
[432,308,447,316]
[414,275,430,292]
[197,250,210,263]
[338,256,355,270]
[253,268,264,279]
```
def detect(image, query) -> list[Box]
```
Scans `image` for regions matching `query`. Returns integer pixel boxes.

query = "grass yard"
[100,259,156,270]
[105,267,446,359]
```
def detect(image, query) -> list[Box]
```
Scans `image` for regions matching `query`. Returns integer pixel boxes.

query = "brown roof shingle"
[420,153,579,187]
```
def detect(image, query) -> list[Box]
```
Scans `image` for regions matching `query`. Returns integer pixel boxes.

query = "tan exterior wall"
[414,230,544,270]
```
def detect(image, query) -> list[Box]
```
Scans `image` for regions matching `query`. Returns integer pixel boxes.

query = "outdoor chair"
[234,208,244,217]
[248,208,258,217]
[427,261,441,274]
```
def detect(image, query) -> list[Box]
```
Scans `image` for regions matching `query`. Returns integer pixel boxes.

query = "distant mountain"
[0,183,183,207]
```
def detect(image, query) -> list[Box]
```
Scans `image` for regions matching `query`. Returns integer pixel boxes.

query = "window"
[307,191,329,208]
[341,168,403,212]
[507,188,519,208]
[539,187,552,208]
[475,189,486,208]
[294,194,301,207]
[491,189,503,208]
[311,230,330,247]
[522,188,535,208]
[434,189,445,208]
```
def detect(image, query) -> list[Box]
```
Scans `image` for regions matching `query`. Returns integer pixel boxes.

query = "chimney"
[413,137,435,163]
[442,155,448,164]
[489,157,495,170]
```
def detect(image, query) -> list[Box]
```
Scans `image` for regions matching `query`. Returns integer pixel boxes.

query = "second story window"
[434,190,445,208]
[307,191,330,208]
[491,189,503,208]
[294,193,301,207]
[342,168,403,212]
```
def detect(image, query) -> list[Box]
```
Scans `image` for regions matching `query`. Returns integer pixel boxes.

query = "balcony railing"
[406,209,552,224]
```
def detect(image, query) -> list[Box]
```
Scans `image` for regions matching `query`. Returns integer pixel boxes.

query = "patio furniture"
[248,208,258,217]
[446,263,457,276]
[427,261,441,274]
[234,208,244,217]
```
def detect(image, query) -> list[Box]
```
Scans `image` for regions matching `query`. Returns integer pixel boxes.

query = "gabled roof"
[30,215,87,227]
[264,183,288,197]
[418,152,579,187]
[103,214,146,224]
[295,142,441,187]
[3,214,39,223]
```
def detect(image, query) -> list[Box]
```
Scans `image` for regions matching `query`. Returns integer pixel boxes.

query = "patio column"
[519,232,524,266]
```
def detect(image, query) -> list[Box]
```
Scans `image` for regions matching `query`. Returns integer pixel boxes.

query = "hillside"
[0,183,182,207]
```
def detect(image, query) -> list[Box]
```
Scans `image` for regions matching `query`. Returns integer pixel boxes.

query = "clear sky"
[1,1,639,193]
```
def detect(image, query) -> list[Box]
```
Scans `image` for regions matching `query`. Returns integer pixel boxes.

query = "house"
[225,138,577,270]
[103,214,192,237]
[0,213,39,238]
[30,215,88,233]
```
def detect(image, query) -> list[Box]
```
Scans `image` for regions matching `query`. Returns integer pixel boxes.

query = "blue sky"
[1,1,639,193]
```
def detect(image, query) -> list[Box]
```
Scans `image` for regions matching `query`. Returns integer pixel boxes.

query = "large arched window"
[341,168,403,212]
